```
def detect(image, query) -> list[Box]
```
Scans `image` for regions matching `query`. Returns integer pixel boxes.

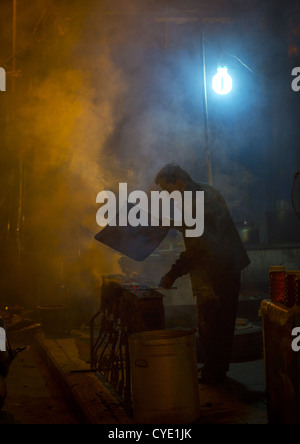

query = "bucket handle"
[135,359,148,368]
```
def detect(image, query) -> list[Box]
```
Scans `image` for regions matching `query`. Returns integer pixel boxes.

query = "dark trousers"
[196,270,241,379]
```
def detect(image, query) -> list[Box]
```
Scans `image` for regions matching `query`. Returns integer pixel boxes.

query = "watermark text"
[107,427,192,441]
[0,327,6,352]
[96,183,204,238]
[291,327,300,352]
[0,67,6,92]
[292,67,300,92]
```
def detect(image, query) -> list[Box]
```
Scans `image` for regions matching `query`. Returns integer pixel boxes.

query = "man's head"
[155,164,192,193]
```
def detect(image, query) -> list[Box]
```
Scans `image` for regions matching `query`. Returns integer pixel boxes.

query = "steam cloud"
[0,0,259,311]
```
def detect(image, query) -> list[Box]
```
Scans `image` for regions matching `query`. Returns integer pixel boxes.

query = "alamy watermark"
[0,327,6,352]
[292,67,300,92]
[291,327,300,352]
[96,183,204,238]
[0,67,6,92]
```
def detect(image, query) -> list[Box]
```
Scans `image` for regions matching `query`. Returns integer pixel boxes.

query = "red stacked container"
[285,271,300,308]
[269,266,286,305]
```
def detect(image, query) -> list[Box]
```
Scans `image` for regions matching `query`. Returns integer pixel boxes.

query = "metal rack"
[90,275,165,414]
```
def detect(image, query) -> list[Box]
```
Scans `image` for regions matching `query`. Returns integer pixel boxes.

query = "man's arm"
[159,245,199,288]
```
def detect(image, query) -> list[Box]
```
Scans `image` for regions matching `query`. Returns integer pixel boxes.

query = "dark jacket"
[166,180,250,289]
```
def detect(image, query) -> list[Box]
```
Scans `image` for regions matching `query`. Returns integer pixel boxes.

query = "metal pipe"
[202,32,213,186]
[12,0,17,93]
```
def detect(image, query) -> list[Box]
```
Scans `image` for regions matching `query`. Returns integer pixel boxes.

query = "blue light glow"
[212,67,232,95]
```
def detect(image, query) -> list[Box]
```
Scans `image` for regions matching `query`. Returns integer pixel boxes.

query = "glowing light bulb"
[212,67,232,95]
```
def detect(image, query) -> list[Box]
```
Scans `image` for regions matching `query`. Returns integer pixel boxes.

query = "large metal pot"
[236,220,260,245]
[129,329,200,424]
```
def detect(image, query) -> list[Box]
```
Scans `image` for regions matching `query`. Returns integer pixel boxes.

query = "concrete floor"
[196,359,267,424]
[0,328,268,424]
[0,334,79,424]
[228,359,266,405]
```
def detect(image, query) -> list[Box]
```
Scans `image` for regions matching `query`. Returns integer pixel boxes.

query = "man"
[156,164,250,384]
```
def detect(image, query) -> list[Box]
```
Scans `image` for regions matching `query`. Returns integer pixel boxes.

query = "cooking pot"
[236,220,260,245]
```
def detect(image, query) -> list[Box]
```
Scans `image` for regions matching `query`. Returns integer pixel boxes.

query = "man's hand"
[159,274,176,289]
